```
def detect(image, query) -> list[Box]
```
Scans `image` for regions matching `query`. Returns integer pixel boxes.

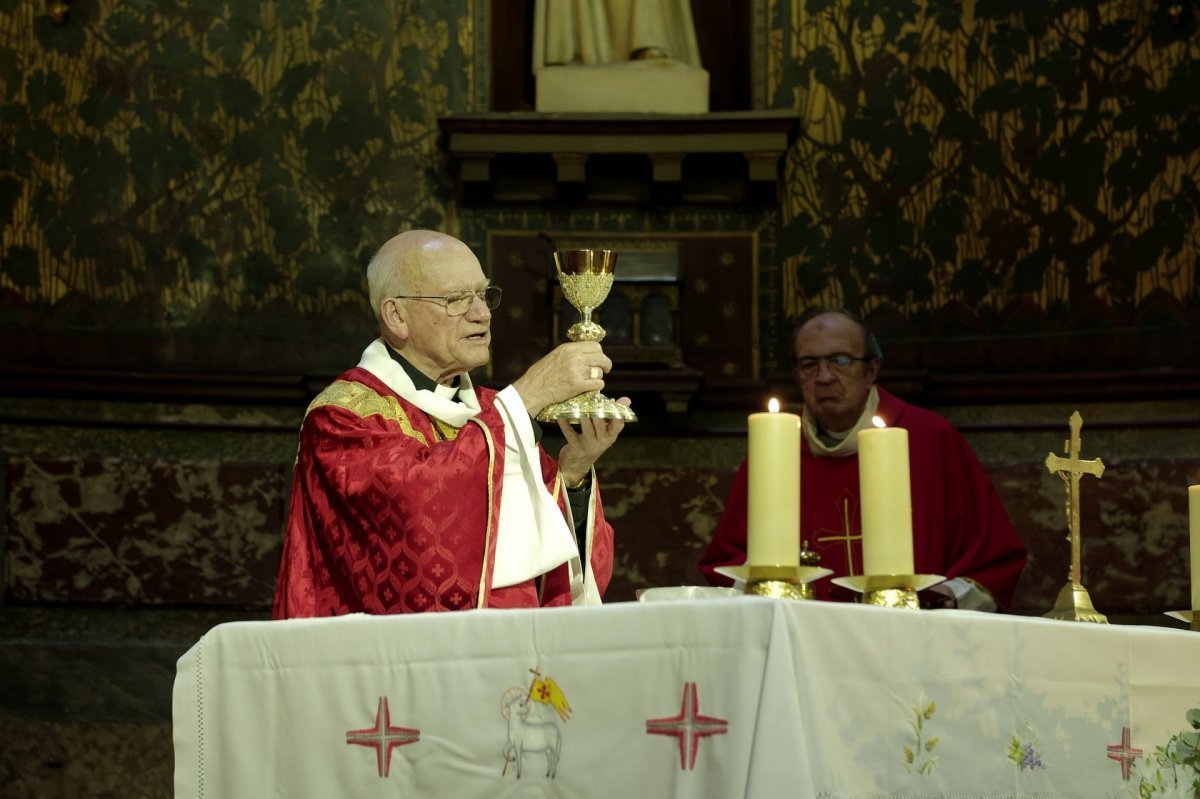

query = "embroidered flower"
[903,697,939,775]
[1007,724,1045,771]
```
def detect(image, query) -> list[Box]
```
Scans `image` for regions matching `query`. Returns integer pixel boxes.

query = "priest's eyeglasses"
[795,354,873,379]
[391,286,503,317]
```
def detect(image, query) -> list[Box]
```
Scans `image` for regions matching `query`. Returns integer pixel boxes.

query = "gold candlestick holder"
[830,574,946,609]
[1164,610,1200,631]
[714,564,832,600]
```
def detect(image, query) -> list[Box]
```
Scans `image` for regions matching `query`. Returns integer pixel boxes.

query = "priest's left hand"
[919,583,958,610]
[556,397,632,488]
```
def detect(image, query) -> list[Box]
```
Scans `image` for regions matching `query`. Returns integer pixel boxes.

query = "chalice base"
[1044,583,1108,624]
[536,390,637,423]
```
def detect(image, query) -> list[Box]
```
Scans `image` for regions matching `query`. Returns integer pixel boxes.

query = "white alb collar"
[801,386,880,457]
[356,338,481,427]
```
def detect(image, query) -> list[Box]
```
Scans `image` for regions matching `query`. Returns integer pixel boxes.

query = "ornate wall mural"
[769,0,1198,370]
[0,0,473,373]
[6,0,1193,377]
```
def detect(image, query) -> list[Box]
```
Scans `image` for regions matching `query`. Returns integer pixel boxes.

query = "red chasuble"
[273,368,614,617]
[699,388,1026,610]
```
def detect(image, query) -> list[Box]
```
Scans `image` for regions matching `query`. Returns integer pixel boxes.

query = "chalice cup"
[536,249,637,423]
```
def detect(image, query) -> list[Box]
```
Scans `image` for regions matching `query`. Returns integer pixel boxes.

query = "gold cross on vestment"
[1045,411,1105,587]
[816,497,862,576]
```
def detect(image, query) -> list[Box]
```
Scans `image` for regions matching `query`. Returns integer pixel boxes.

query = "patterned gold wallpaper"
[768,0,1198,328]
[1,0,1196,377]
[1,0,471,331]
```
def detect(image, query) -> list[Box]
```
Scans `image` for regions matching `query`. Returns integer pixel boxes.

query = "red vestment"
[273,367,614,617]
[699,388,1026,609]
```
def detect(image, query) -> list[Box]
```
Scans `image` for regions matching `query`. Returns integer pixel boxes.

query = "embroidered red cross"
[1106,726,1142,781]
[346,696,420,777]
[646,682,729,769]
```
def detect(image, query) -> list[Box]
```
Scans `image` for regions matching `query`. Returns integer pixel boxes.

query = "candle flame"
[768,398,780,413]
[871,415,886,428]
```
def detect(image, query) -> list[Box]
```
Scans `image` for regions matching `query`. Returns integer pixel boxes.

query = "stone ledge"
[439,110,799,204]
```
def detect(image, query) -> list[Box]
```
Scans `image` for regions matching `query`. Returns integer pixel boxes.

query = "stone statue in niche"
[532,0,709,113]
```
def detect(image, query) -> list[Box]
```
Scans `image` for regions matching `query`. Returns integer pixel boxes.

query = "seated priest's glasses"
[794,353,873,379]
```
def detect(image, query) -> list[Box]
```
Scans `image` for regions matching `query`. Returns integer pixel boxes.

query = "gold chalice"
[536,249,637,423]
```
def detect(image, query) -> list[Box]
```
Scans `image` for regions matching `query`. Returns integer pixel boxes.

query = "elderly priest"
[273,230,629,617]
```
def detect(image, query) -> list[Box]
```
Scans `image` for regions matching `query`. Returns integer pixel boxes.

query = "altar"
[173,599,1200,798]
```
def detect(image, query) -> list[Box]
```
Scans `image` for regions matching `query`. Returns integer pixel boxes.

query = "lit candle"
[747,398,801,567]
[857,416,914,575]
[1190,485,1199,611]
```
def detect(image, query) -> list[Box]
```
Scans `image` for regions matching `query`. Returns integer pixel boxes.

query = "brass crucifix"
[1043,411,1108,623]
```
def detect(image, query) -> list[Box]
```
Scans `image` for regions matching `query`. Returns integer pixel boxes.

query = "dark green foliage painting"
[0,0,471,373]
[769,0,1199,371]
[3,0,1197,378]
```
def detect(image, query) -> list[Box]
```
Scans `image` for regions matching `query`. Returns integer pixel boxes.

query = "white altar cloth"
[174,599,1200,798]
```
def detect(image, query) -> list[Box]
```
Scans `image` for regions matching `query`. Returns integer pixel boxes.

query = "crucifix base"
[1163,609,1200,631]
[1044,583,1108,624]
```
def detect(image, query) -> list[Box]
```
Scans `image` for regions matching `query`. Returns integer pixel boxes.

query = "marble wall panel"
[4,452,1193,617]
[600,457,1198,618]
[1000,459,1199,619]
[0,638,179,724]
[600,467,733,603]
[0,719,171,799]
[4,456,286,605]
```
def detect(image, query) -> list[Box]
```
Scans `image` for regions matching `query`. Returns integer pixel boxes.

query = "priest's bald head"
[365,230,499,384]
[791,309,883,432]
